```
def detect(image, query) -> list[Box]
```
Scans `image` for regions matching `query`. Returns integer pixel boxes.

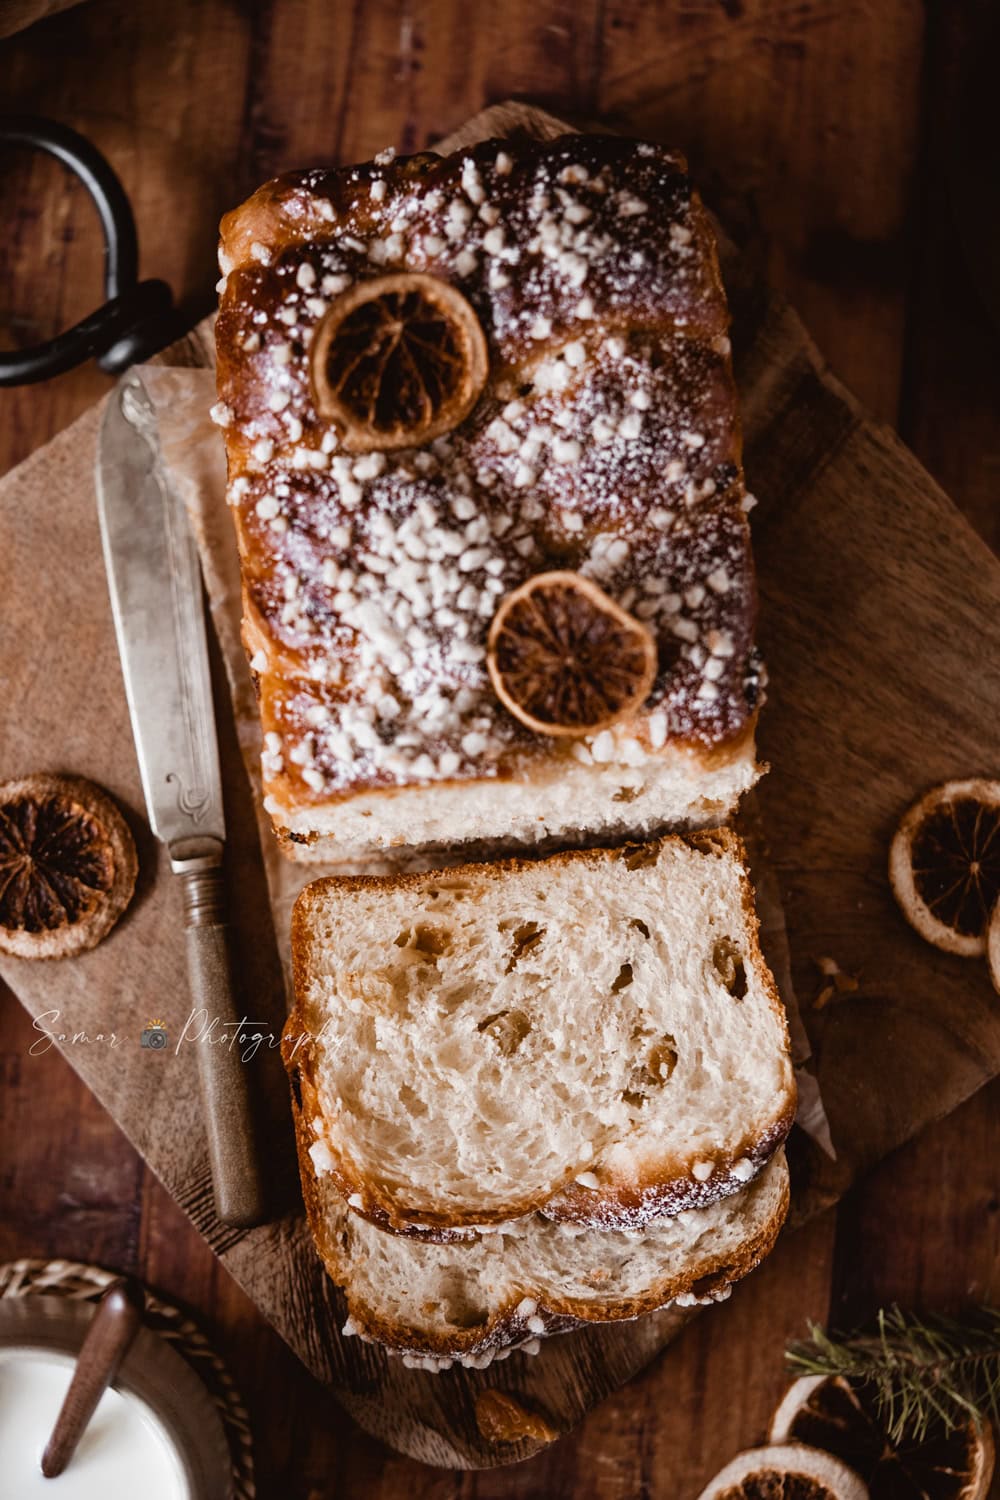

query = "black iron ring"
[0,116,175,385]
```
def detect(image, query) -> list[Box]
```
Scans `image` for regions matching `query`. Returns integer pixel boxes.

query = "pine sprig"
[787,1305,1000,1444]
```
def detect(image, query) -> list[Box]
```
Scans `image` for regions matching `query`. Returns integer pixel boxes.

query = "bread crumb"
[308,1138,336,1175]
[475,1389,555,1443]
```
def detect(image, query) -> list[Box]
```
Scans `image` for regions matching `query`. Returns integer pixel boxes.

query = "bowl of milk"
[0,1296,233,1498]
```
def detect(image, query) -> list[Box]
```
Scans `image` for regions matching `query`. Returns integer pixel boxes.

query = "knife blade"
[96,370,265,1229]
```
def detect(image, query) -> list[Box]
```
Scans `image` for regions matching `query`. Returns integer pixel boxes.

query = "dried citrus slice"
[988,904,1000,996]
[486,571,658,738]
[695,1442,869,1500]
[770,1373,994,1500]
[889,779,1000,956]
[0,774,137,960]
[310,271,488,451]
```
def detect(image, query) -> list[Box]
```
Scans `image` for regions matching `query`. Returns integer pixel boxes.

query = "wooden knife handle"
[178,858,267,1228]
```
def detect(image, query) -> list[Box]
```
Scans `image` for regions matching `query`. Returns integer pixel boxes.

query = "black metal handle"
[0,115,176,385]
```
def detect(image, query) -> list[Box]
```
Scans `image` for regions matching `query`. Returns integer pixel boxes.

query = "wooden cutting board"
[1,102,999,1469]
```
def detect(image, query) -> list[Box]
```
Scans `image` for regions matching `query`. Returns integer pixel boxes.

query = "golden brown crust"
[284,828,795,1238]
[271,715,760,862]
[272,716,760,875]
[215,135,758,853]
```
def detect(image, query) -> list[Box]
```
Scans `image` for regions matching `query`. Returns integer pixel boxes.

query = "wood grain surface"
[2,4,999,1496]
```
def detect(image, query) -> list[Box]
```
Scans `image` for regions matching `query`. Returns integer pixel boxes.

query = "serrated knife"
[96,370,265,1228]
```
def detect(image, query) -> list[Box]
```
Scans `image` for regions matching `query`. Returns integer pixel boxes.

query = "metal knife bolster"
[170,836,226,925]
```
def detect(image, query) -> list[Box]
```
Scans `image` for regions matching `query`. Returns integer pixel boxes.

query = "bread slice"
[297,1093,790,1366]
[269,730,760,870]
[285,829,795,1238]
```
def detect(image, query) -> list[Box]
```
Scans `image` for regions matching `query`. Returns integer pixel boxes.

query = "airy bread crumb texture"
[289,830,795,1235]
[311,1145,790,1365]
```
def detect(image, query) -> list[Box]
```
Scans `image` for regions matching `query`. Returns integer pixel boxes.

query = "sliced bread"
[297,1084,790,1365]
[285,829,795,1237]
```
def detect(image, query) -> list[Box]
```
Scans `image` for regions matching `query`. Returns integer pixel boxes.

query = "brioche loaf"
[220,134,793,1370]
[284,830,795,1238]
[214,135,761,867]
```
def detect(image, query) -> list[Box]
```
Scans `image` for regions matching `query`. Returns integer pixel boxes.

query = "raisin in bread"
[284,830,795,1238]
[214,135,761,867]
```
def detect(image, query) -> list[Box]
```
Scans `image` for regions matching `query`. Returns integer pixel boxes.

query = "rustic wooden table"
[1,3,998,1495]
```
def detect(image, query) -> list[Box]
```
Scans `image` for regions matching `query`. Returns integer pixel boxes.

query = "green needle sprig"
[787,1306,1000,1443]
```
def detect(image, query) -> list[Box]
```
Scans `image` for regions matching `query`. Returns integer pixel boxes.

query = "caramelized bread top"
[214,136,757,813]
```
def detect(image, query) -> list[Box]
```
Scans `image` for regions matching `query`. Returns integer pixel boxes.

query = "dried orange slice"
[695,1443,869,1500]
[486,571,658,738]
[0,774,137,960]
[889,779,1000,956]
[310,272,488,452]
[770,1374,994,1500]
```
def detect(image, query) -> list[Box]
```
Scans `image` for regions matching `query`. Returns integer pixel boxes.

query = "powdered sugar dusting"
[217,136,757,811]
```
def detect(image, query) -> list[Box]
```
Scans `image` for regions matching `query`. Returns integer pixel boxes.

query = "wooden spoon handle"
[41,1277,145,1479]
